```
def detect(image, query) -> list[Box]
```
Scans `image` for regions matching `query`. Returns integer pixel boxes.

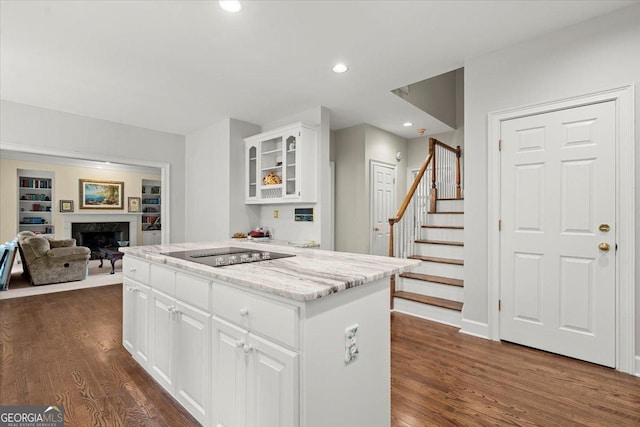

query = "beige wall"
[1,158,160,244]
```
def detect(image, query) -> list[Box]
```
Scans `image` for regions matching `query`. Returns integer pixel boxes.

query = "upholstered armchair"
[16,231,91,285]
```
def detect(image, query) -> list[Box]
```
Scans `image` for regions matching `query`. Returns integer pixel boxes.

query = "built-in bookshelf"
[18,169,55,235]
[141,179,161,244]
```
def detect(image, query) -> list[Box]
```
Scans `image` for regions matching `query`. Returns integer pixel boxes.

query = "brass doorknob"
[374,226,380,231]
[599,242,610,252]
[599,224,611,232]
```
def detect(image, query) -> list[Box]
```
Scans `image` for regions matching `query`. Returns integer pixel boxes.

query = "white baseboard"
[635,356,640,377]
[459,318,489,339]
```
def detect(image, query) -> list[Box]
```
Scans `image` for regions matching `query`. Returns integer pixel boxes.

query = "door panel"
[370,162,395,256]
[500,101,616,367]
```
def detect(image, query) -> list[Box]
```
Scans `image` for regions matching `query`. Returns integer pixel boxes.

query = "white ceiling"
[1,0,636,139]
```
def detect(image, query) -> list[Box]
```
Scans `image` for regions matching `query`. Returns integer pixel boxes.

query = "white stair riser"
[398,277,464,302]
[420,227,464,242]
[415,243,464,259]
[425,214,464,227]
[436,199,464,211]
[410,261,464,280]
[393,299,462,328]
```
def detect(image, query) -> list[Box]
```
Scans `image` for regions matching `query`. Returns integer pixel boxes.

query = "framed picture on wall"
[128,197,141,213]
[79,179,124,209]
[59,200,74,213]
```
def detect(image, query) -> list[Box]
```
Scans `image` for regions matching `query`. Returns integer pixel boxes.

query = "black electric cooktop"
[163,247,295,267]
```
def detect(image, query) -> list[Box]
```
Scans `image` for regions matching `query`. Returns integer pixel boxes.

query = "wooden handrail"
[387,137,461,309]
[388,151,433,256]
[433,139,459,153]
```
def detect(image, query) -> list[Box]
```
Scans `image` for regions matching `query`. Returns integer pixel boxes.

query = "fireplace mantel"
[62,213,139,245]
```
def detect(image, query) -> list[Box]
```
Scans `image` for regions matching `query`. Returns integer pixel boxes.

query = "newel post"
[429,138,437,212]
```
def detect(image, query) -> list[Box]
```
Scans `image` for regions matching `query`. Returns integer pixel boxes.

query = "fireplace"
[72,222,130,259]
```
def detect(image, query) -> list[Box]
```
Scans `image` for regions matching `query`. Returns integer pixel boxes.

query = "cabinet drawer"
[150,265,176,296]
[211,284,298,348]
[176,272,210,312]
[123,257,150,284]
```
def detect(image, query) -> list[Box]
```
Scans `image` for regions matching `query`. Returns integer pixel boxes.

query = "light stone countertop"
[120,241,420,302]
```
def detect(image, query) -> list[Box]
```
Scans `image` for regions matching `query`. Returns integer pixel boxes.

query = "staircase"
[393,198,464,327]
[388,138,464,328]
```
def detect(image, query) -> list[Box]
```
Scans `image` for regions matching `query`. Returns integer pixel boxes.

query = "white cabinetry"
[123,260,211,425]
[142,230,162,245]
[211,316,298,427]
[123,253,391,427]
[122,278,150,366]
[245,123,317,204]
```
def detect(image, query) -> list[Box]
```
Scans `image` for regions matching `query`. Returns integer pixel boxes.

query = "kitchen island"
[120,242,419,427]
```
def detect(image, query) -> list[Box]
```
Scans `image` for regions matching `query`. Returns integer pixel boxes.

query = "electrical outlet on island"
[344,324,359,364]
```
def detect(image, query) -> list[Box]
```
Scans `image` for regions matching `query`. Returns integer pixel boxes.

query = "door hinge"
[498,139,502,151]
[615,243,618,251]
[498,219,502,231]
[498,299,501,311]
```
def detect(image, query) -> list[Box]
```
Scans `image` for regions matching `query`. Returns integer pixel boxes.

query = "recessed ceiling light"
[403,122,413,127]
[219,0,242,13]
[332,63,348,73]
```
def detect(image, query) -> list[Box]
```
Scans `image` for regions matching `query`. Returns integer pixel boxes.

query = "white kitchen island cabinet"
[121,242,419,427]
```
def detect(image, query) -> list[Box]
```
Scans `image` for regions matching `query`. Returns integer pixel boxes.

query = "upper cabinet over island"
[245,122,317,204]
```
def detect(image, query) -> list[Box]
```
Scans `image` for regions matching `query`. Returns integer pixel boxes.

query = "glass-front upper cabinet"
[244,123,317,204]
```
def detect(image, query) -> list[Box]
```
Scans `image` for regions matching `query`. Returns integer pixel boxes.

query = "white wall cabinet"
[211,316,298,427]
[245,123,317,204]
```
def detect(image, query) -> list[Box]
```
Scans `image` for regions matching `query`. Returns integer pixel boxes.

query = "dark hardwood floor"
[391,312,640,426]
[1,285,639,426]
[0,285,197,427]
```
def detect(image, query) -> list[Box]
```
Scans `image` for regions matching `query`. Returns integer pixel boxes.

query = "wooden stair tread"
[421,225,464,229]
[400,271,464,287]
[408,255,464,266]
[437,197,464,201]
[393,291,463,311]
[415,239,464,246]
[429,211,464,215]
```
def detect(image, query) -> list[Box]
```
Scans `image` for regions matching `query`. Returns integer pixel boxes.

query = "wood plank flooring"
[0,285,197,427]
[1,285,639,426]
[391,312,640,426]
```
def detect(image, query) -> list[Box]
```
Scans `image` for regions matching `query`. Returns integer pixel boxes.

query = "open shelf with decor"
[141,179,161,245]
[18,169,55,235]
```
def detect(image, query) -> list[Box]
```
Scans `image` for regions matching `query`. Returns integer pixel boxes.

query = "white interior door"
[370,161,396,256]
[500,101,616,367]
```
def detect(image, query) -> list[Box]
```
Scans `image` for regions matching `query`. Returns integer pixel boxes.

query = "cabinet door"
[246,142,259,202]
[246,334,299,427]
[149,290,176,393]
[211,316,248,427]
[122,280,136,354]
[133,282,151,366]
[283,130,299,199]
[175,301,211,425]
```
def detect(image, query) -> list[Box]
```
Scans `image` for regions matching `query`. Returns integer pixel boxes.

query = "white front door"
[370,161,396,256]
[500,101,616,367]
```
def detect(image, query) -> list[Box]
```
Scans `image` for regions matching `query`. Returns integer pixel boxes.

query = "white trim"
[0,141,172,245]
[487,85,635,374]
[635,356,640,378]
[369,160,396,255]
[459,318,489,339]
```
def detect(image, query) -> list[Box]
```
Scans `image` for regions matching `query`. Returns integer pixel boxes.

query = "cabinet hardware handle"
[129,267,137,272]
[242,344,253,353]
[239,308,249,317]
[235,340,244,349]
